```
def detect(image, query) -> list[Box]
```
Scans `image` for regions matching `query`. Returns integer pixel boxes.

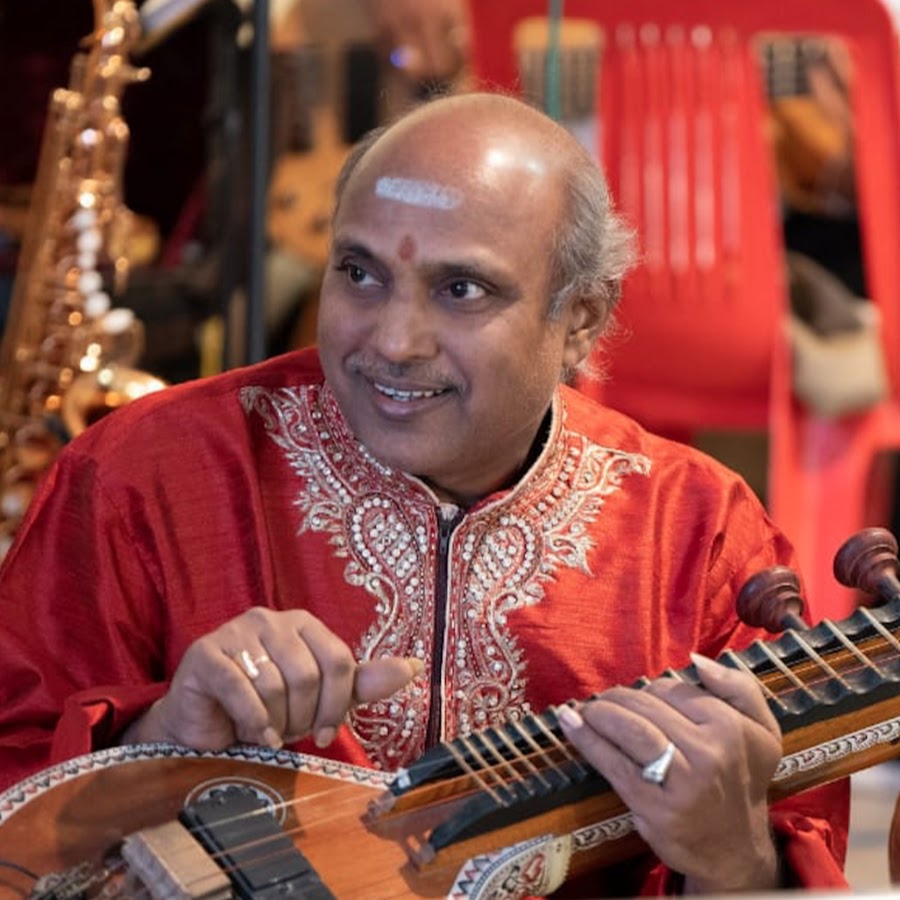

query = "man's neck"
[418,407,555,509]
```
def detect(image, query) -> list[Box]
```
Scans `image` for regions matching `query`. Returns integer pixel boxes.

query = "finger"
[281,615,421,748]
[564,680,722,770]
[310,655,423,749]
[233,644,293,743]
[263,620,351,745]
[567,691,675,762]
[557,703,621,765]
[689,653,780,734]
[304,646,356,749]
[179,646,279,748]
[227,648,293,749]
[354,656,424,704]
[557,703,679,795]
[629,664,774,733]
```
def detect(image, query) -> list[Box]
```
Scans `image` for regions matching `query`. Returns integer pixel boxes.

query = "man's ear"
[562,295,606,371]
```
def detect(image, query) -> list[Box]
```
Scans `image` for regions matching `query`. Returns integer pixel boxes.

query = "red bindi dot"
[398,235,416,261]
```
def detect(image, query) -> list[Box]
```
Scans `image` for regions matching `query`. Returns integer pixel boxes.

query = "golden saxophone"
[0,0,167,556]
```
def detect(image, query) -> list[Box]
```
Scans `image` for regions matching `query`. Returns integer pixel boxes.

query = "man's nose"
[370,292,439,361]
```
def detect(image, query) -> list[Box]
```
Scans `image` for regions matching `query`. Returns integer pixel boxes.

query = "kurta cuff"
[50,682,170,764]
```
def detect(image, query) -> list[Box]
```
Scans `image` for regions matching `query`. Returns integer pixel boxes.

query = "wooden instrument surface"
[0,743,622,899]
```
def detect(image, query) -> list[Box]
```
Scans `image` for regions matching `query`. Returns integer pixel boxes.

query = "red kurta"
[0,347,848,894]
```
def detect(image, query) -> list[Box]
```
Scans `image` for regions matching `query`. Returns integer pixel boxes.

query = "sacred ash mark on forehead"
[375,176,462,211]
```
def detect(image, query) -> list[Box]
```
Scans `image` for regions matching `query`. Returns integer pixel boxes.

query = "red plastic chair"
[468,0,900,621]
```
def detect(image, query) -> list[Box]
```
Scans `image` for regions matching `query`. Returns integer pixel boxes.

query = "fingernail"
[314,726,337,748]
[556,704,584,730]
[263,726,283,749]
[690,652,717,672]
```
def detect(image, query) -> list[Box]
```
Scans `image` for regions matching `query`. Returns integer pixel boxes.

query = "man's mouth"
[373,382,449,402]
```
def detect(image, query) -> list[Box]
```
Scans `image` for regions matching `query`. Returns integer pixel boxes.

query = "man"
[0,93,847,895]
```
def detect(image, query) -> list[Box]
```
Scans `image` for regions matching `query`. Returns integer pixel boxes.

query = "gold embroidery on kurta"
[243,385,651,769]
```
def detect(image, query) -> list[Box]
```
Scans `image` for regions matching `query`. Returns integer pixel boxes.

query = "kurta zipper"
[424,505,462,749]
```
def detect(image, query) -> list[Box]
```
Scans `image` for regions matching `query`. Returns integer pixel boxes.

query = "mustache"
[347,353,459,390]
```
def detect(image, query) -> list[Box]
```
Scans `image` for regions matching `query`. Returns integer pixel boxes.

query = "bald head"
[336,93,582,216]
[371,90,581,160]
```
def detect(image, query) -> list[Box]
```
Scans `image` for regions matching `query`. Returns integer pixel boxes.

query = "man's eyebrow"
[329,238,377,260]
[420,260,488,280]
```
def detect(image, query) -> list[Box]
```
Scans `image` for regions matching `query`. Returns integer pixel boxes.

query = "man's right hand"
[121,607,422,751]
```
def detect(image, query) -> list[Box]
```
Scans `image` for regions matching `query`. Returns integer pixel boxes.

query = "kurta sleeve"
[770,781,850,887]
[0,445,169,791]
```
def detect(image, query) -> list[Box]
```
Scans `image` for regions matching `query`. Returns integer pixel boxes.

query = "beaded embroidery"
[243,384,651,769]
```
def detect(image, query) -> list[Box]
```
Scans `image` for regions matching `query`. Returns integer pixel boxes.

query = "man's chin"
[364,442,439,476]
[356,436,448,485]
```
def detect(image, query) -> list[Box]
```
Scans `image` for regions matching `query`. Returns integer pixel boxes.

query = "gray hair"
[333,125,387,215]
[548,141,636,329]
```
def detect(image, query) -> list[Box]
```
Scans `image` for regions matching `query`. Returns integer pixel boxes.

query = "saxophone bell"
[61,306,166,436]
[62,364,167,436]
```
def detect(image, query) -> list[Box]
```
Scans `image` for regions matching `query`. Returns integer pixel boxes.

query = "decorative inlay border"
[449,833,573,899]
[773,715,900,781]
[571,713,900,853]
[0,742,389,823]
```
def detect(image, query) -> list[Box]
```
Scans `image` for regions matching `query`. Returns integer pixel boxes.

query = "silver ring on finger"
[640,740,677,786]
[237,649,271,681]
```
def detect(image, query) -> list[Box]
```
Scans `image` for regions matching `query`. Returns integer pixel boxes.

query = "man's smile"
[373,382,450,402]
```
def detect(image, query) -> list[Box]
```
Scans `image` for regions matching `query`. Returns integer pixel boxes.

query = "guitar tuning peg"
[736,565,807,633]
[833,527,900,606]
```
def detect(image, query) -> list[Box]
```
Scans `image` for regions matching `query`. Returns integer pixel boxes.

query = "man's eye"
[446,280,486,302]
[338,262,377,287]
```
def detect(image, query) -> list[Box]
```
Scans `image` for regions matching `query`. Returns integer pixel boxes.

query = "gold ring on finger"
[238,649,271,681]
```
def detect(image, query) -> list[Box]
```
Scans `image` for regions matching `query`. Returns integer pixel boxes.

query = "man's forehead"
[357,113,558,205]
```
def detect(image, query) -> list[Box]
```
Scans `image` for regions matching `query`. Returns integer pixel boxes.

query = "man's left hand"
[558,653,783,893]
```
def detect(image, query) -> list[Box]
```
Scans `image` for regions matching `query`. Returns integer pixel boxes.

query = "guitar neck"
[382,597,900,855]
